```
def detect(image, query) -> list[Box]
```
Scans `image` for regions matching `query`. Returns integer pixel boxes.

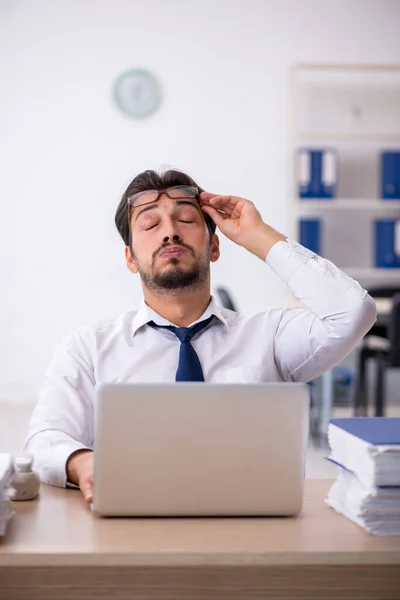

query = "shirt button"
[285,252,291,259]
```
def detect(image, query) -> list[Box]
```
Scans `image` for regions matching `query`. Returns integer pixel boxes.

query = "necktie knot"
[148,315,214,381]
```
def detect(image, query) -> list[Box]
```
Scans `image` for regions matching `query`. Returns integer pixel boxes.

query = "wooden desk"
[1,481,399,600]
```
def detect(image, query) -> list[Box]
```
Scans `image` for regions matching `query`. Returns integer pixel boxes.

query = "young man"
[23,169,376,503]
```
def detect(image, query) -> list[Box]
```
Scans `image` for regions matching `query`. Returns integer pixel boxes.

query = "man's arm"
[200,192,377,381]
[265,238,376,380]
[23,329,95,489]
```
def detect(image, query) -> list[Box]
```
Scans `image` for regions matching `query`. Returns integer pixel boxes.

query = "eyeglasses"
[127,185,199,209]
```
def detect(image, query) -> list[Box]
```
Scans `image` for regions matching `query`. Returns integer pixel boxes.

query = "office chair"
[354,290,400,417]
[215,287,238,311]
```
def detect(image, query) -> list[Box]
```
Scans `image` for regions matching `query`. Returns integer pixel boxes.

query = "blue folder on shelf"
[381,151,400,200]
[299,219,321,255]
[297,148,337,198]
[375,219,400,268]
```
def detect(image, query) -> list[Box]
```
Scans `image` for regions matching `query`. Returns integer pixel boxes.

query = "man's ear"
[125,246,139,274]
[210,233,220,263]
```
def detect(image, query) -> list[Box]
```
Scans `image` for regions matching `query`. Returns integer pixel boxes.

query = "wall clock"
[113,69,161,118]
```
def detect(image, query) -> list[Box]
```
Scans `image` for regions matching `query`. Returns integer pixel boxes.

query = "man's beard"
[134,244,211,293]
[141,259,208,291]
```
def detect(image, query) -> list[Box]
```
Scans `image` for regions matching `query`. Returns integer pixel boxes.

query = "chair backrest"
[215,287,237,311]
[367,286,400,298]
[388,293,400,367]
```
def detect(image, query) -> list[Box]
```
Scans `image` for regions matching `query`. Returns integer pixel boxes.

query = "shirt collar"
[131,295,229,337]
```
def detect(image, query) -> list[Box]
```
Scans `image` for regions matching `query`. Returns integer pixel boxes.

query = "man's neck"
[143,286,212,327]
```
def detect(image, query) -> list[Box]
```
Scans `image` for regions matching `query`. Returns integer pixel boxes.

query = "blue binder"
[381,151,400,199]
[298,148,337,199]
[299,219,320,254]
[375,219,400,268]
[329,418,400,446]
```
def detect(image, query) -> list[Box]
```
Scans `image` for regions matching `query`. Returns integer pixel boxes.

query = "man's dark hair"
[115,169,217,248]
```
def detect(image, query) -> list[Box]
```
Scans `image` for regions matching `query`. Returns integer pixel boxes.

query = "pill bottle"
[12,454,40,501]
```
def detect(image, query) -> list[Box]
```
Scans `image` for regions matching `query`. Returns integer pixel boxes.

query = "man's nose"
[161,215,181,244]
[162,233,180,244]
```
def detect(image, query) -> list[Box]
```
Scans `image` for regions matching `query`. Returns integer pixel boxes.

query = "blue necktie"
[149,315,214,381]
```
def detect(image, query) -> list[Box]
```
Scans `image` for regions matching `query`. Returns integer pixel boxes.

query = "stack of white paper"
[325,418,400,536]
[0,453,15,536]
[326,467,400,535]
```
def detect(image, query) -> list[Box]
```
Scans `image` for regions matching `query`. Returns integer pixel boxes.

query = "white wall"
[1,0,400,395]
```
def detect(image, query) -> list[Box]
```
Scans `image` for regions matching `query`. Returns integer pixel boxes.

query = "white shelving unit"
[344,268,400,283]
[298,199,400,211]
[289,63,400,289]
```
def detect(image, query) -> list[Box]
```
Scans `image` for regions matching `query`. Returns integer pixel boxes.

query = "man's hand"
[66,449,94,504]
[200,191,286,260]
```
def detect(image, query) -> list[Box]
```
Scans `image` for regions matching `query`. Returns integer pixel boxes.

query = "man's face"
[125,192,220,292]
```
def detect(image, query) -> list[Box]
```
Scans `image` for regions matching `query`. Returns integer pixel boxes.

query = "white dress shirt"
[23,239,377,488]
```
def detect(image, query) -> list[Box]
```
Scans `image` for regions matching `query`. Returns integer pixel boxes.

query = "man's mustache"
[153,241,196,262]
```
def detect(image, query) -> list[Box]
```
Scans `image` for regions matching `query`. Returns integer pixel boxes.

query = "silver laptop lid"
[93,383,309,517]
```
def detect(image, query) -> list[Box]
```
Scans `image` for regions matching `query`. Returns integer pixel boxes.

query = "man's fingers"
[201,205,231,226]
[80,479,94,504]
[200,192,240,208]
[199,191,221,201]
[201,195,236,207]
[201,196,237,216]
[207,202,234,217]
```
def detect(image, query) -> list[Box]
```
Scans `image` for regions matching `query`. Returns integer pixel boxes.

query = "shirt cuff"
[265,238,315,283]
[39,441,91,489]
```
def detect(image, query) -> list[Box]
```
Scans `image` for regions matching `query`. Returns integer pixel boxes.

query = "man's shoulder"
[64,310,139,347]
[215,305,241,326]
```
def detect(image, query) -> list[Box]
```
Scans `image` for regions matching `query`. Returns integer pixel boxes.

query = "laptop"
[92,383,310,517]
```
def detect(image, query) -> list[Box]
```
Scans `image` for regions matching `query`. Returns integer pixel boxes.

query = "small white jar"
[12,454,40,501]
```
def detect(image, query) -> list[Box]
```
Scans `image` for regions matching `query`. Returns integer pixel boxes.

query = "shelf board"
[296,199,400,210]
[342,268,400,281]
[294,63,400,72]
[296,132,400,141]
